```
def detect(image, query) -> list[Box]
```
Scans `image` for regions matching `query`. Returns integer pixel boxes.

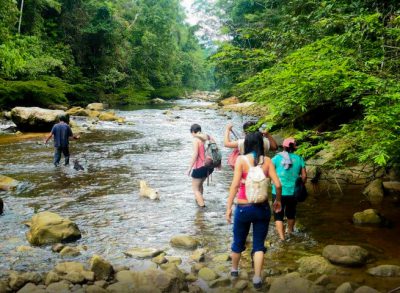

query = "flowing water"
[0,99,399,292]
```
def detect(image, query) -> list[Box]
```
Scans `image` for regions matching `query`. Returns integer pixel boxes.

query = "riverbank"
[0,96,399,292]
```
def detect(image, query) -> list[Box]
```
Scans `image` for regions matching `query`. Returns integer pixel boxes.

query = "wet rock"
[124,248,163,259]
[98,112,118,122]
[190,249,206,262]
[212,253,231,262]
[46,280,71,293]
[94,280,107,288]
[269,272,325,293]
[363,179,384,205]
[45,271,60,286]
[152,253,168,265]
[86,103,104,112]
[335,282,354,293]
[60,246,81,257]
[10,107,66,131]
[191,263,206,273]
[322,245,369,266]
[297,255,336,275]
[66,107,88,117]
[55,262,85,274]
[26,212,81,245]
[219,96,240,106]
[165,256,182,265]
[353,209,382,225]
[63,271,85,284]
[367,264,400,277]
[234,280,248,290]
[382,181,400,194]
[198,267,218,281]
[17,283,46,293]
[9,272,42,291]
[89,255,114,280]
[188,284,203,293]
[170,235,199,249]
[222,102,267,117]
[16,246,33,253]
[209,277,231,288]
[354,285,379,293]
[52,243,65,253]
[0,280,8,293]
[0,174,19,191]
[314,274,330,286]
[185,274,197,282]
[151,98,167,104]
[87,111,100,119]
[86,285,108,293]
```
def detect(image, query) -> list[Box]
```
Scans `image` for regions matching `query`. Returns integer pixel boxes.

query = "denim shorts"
[231,203,271,254]
[191,166,213,179]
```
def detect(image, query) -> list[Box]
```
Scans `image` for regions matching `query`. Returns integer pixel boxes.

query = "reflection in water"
[0,102,399,291]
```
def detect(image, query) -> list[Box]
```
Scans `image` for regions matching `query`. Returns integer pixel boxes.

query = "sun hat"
[282,137,296,148]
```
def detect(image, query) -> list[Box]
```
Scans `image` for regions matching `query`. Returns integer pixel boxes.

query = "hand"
[226,123,233,131]
[273,200,282,213]
[225,208,232,224]
[187,168,192,176]
[43,140,48,145]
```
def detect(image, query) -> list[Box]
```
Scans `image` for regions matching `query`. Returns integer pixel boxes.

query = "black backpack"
[294,177,308,202]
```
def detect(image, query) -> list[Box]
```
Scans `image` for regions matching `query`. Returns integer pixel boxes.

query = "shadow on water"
[0,102,399,291]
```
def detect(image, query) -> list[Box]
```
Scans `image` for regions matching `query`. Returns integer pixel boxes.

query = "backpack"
[242,156,269,203]
[204,136,222,169]
[294,177,308,202]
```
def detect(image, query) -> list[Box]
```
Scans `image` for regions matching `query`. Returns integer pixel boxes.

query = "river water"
[0,99,399,291]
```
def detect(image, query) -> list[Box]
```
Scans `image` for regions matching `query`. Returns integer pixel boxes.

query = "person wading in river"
[187,124,214,207]
[226,132,282,290]
[271,137,307,241]
[44,115,80,167]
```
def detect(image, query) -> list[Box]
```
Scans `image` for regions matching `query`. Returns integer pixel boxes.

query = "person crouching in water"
[226,132,282,290]
[187,124,214,207]
[44,115,80,167]
[271,138,307,241]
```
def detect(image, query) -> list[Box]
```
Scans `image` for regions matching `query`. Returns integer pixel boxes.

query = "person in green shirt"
[271,138,307,241]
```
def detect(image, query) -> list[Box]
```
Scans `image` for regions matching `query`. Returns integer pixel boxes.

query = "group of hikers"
[187,122,307,290]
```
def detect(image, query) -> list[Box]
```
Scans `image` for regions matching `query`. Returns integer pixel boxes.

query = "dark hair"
[244,132,264,165]
[190,123,201,133]
[284,143,296,153]
[58,114,69,123]
[242,121,257,134]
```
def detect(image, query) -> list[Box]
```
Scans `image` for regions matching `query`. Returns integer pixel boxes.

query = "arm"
[68,126,80,140]
[266,158,282,212]
[301,168,307,183]
[193,132,208,142]
[44,133,53,144]
[226,157,242,223]
[187,139,199,176]
[262,131,278,151]
[224,123,239,149]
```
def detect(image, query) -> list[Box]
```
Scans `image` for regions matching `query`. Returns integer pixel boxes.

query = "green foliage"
[212,0,400,167]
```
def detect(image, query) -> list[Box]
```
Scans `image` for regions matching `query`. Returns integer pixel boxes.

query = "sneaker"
[230,270,239,278]
[253,281,262,290]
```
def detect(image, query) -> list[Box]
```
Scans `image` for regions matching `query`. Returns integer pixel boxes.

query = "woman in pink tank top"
[187,124,214,207]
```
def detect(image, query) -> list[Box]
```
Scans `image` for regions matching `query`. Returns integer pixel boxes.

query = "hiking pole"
[230,129,239,140]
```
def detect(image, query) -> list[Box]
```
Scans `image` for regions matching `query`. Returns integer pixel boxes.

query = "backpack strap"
[242,155,253,168]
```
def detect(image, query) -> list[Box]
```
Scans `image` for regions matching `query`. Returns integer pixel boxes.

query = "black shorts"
[272,195,297,221]
[191,166,214,179]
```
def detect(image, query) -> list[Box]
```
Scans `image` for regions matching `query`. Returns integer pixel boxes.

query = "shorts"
[272,194,297,221]
[231,203,271,254]
[191,166,214,179]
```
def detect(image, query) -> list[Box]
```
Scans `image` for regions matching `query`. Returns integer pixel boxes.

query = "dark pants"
[231,203,271,254]
[54,146,70,166]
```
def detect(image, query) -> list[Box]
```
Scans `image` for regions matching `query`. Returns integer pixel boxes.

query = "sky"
[181,0,199,25]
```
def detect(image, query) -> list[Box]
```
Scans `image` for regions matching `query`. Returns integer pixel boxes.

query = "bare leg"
[275,220,285,240]
[231,252,241,271]
[287,219,295,234]
[192,178,205,207]
[253,251,264,278]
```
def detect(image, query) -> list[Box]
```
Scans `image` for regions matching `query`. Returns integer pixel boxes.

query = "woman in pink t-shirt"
[187,124,214,207]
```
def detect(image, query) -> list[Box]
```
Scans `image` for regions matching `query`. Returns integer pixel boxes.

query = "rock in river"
[11,107,66,131]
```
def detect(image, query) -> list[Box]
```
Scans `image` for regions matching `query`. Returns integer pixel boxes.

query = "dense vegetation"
[0,0,214,109]
[210,0,400,168]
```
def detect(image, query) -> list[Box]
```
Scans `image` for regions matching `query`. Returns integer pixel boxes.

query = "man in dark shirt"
[45,115,79,167]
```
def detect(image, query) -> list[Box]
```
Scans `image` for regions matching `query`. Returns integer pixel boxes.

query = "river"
[0,98,399,292]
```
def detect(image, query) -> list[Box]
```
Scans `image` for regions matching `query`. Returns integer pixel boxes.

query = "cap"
[282,137,296,148]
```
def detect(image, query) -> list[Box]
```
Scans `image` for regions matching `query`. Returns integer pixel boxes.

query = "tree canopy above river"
[1,0,400,169]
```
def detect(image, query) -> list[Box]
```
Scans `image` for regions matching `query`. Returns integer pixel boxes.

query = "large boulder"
[363,179,384,205]
[382,181,400,194]
[98,112,118,122]
[26,212,81,245]
[322,245,369,266]
[353,209,382,225]
[0,175,19,191]
[218,96,240,106]
[11,107,66,131]
[66,107,88,117]
[86,103,104,111]
[367,264,400,277]
[297,255,336,275]
[89,255,114,280]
